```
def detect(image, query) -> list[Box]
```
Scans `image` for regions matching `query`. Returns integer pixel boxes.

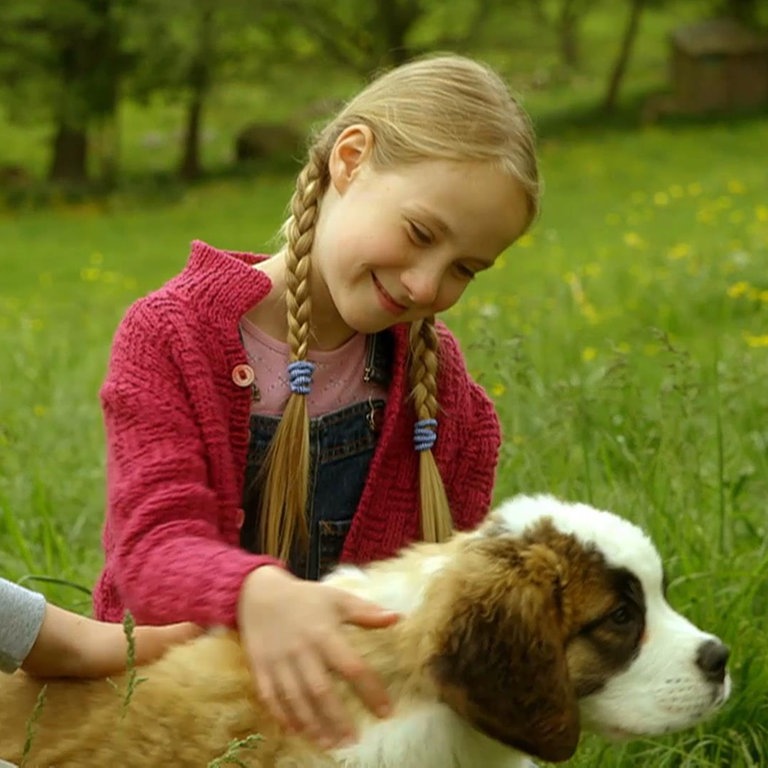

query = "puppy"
[0,495,730,767]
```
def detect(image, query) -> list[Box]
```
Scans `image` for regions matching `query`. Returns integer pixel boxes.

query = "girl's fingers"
[321,631,391,720]
[252,660,292,731]
[133,622,201,665]
[293,650,352,746]
[271,658,326,740]
[337,592,400,629]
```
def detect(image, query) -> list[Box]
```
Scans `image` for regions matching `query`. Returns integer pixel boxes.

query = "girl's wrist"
[238,565,293,617]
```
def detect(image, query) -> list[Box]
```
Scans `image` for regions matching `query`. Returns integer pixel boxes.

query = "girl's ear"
[329,124,374,194]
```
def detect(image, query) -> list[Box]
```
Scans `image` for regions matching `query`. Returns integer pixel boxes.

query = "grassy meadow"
[1,4,767,766]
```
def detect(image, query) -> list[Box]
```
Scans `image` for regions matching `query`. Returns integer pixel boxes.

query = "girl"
[0,577,198,677]
[93,54,539,748]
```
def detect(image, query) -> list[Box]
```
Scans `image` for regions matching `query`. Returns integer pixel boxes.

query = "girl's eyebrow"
[409,205,452,236]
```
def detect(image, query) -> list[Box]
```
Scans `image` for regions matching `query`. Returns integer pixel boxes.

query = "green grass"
[1,2,767,765]
[2,117,766,766]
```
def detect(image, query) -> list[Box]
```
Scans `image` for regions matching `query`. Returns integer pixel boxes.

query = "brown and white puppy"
[0,495,730,767]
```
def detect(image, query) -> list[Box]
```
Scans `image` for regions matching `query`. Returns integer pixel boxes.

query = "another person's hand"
[238,566,398,748]
[22,603,201,678]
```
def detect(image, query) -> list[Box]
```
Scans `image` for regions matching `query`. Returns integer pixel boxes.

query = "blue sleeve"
[0,577,46,674]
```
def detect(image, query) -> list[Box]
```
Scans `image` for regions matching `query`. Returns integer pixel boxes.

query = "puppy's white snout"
[695,638,729,684]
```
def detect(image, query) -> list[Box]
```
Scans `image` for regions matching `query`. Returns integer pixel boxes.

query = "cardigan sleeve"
[0,578,46,674]
[98,300,281,628]
[434,325,502,531]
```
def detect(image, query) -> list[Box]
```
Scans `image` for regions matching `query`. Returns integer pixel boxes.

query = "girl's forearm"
[22,603,201,678]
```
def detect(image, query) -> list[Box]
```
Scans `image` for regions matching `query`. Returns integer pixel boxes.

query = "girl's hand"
[238,565,398,748]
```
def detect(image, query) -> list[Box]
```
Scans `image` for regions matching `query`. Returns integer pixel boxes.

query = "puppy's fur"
[0,495,731,767]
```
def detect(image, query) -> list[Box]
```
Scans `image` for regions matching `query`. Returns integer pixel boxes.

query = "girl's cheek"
[434,285,467,314]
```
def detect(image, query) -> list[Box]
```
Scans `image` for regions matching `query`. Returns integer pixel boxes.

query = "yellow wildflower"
[667,242,691,260]
[726,281,750,299]
[515,234,535,249]
[80,267,101,282]
[744,334,768,348]
[623,231,645,248]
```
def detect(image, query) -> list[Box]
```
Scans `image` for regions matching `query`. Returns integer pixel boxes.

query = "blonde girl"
[94,53,539,749]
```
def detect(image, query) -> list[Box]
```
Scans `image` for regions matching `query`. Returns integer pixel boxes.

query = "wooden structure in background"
[669,17,768,113]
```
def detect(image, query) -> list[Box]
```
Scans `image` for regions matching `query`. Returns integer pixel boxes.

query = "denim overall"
[240,332,393,580]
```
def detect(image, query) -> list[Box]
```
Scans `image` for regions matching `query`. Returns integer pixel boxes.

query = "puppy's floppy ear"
[429,537,579,763]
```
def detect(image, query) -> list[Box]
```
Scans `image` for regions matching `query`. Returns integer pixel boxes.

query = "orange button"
[231,364,255,387]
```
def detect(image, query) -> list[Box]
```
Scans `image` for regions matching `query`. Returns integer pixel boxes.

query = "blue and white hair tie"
[287,360,316,395]
[413,418,438,452]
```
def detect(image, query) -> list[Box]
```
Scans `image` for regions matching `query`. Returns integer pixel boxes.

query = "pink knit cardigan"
[93,241,501,627]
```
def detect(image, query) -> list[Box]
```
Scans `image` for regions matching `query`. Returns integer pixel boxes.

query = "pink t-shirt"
[240,317,388,418]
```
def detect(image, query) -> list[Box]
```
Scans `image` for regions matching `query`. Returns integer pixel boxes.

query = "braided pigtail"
[258,149,326,561]
[408,317,453,542]
[255,54,540,557]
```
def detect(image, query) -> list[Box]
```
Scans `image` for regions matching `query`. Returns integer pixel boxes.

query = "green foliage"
[119,611,148,717]
[206,734,263,767]
[20,685,47,767]
[0,3,766,764]
[1,113,766,765]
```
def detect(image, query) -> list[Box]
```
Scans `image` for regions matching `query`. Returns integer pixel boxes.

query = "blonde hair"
[259,54,540,561]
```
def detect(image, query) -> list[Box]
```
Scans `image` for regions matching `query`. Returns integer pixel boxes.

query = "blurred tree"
[602,0,647,113]
[273,0,496,74]
[122,0,509,180]
[124,0,271,180]
[0,0,123,184]
[534,0,600,70]
[123,0,320,179]
[716,0,759,25]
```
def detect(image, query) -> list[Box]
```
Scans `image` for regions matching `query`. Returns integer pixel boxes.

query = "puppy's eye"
[609,605,632,625]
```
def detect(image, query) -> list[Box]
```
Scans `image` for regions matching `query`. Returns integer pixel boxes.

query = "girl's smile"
[372,273,409,315]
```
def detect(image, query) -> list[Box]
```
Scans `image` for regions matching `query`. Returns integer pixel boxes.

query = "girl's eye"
[409,222,433,245]
[455,263,477,280]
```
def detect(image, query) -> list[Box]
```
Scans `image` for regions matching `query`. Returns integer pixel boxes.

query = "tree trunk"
[558,0,581,70]
[49,125,88,183]
[178,4,213,181]
[94,113,120,189]
[602,0,646,114]
[47,0,121,185]
[374,0,420,68]
[179,96,204,181]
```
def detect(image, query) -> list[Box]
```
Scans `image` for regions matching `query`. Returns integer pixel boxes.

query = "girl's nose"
[400,266,441,307]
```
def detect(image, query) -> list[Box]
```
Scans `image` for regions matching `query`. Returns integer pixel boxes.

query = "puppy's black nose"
[696,639,730,683]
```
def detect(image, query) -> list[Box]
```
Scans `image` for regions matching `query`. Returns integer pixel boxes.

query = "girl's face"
[309,126,531,347]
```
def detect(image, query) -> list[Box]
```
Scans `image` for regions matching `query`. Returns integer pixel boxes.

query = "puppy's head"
[426,495,730,762]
